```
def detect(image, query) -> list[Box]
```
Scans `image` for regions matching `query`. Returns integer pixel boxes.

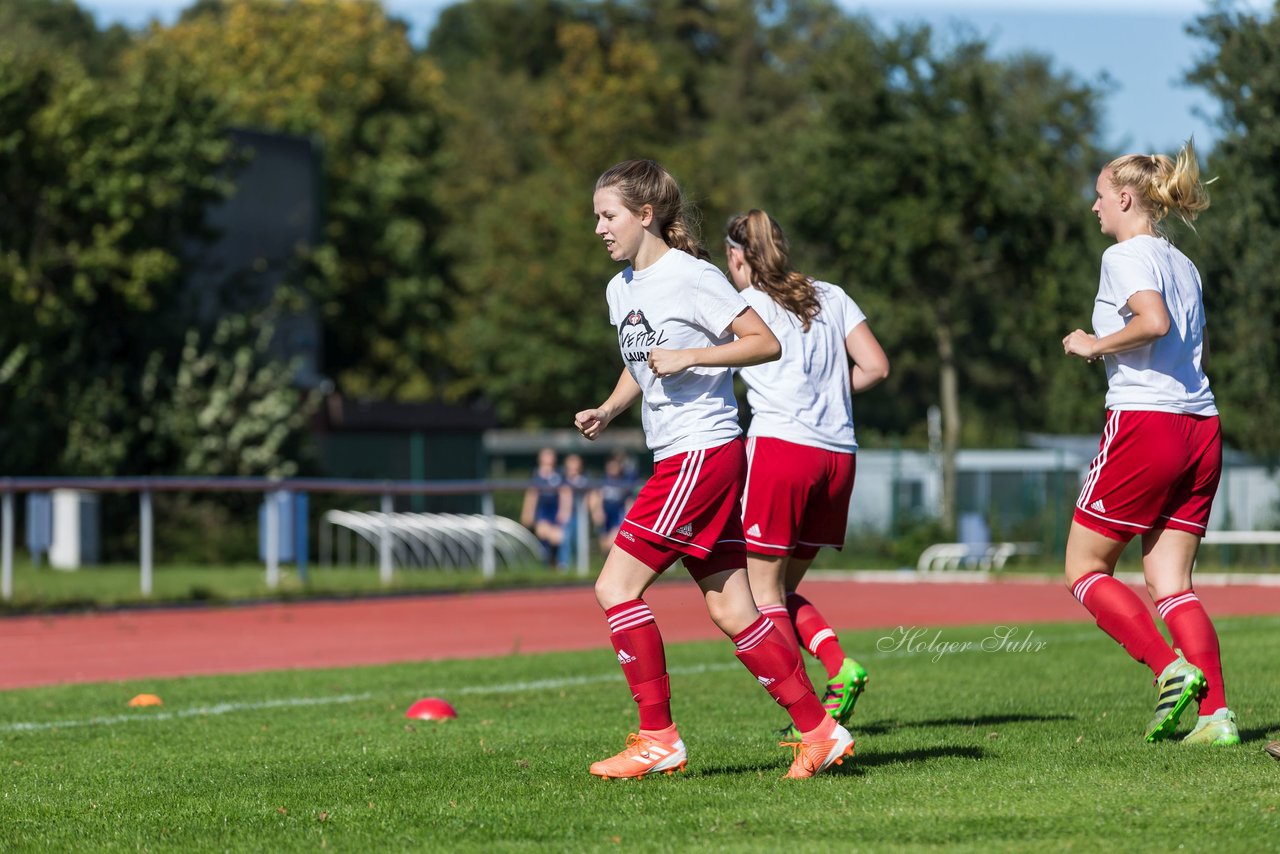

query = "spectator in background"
[520,447,566,567]
[590,451,638,555]
[557,453,590,569]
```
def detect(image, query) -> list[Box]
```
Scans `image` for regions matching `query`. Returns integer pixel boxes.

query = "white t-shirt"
[1093,235,1216,415]
[738,281,865,453]
[606,248,748,461]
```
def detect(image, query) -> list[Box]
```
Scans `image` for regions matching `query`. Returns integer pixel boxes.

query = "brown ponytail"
[595,159,710,261]
[725,209,820,330]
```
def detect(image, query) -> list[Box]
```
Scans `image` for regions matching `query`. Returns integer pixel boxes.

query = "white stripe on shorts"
[1077,411,1120,509]
[655,448,704,536]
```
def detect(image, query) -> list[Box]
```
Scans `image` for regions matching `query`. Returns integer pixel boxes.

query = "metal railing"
[0,476,594,600]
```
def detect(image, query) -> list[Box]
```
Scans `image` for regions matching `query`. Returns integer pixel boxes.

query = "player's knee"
[705,600,758,638]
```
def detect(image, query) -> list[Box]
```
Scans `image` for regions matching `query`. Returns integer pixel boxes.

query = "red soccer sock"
[787,592,846,679]
[758,603,804,659]
[732,615,828,733]
[1071,572,1177,676]
[1157,590,1227,714]
[638,722,681,744]
[801,714,837,743]
[605,600,671,731]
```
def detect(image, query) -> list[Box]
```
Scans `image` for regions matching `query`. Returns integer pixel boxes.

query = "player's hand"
[574,408,608,440]
[1062,329,1099,362]
[647,348,693,378]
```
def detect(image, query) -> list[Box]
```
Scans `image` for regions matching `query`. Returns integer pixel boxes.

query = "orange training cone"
[128,694,163,707]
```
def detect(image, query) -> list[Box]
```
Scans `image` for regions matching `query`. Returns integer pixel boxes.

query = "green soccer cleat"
[1183,708,1240,746]
[775,721,801,741]
[1144,655,1206,743]
[770,658,870,739]
[821,658,869,726]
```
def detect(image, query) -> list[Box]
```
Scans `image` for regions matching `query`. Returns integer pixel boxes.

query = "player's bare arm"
[846,321,890,393]
[575,369,642,440]
[647,307,780,378]
[1063,289,1170,361]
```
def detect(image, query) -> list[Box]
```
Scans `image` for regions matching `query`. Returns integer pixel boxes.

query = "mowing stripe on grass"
[0,692,373,734]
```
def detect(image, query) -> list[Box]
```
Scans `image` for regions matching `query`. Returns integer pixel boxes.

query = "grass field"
[0,560,578,613]
[2,616,1278,852]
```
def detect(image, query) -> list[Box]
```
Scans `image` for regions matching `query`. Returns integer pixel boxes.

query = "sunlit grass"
[2,618,1277,851]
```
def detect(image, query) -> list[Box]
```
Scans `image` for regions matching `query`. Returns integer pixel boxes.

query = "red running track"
[5,576,1280,690]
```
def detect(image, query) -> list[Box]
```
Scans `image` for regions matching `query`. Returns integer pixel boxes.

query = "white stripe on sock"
[1071,572,1106,603]
[1157,591,1199,619]
[734,619,773,653]
[807,628,836,655]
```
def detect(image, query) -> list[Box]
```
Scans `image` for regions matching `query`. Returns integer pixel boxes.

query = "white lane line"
[447,630,1108,696]
[1,693,373,733]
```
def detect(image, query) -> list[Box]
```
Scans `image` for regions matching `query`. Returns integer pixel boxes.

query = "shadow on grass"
[690,760,803,777]
[1237,722,1280,744]
[855,712,1076,735]
[692,743,987,778]
[850,744,986,770]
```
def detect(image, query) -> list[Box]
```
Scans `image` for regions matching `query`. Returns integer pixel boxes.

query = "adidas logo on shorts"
[620,530,635,542]
[675,523,693,538]
[617,649,637,664]
[747,523,762,537]
[1089,499,1106,513]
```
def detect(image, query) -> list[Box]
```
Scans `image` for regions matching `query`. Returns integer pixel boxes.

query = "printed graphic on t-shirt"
[619,308,668,363]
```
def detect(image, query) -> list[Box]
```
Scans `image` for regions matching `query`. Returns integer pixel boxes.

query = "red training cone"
[405,697,457,721]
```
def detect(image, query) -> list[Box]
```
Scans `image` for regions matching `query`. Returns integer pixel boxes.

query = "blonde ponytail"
[1107,138,1212,234]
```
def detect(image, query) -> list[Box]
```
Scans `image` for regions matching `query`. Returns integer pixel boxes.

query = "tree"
[1187,4,1280,458]
[760,22,1107,528]
[431,4,702,425]
[0,39,238,475]
[429,0,820,425]
[137,0,450,401]
[0,0,130,76]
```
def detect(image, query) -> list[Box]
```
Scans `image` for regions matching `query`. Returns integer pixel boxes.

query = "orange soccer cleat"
[589,730,687,780]
[782,722,854,779]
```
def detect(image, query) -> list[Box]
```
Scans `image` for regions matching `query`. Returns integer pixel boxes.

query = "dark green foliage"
[1,0,1276,482]
[1187,5,1280,458]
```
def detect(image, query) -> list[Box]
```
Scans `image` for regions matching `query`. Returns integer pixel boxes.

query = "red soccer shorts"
[1074,409,1222,541]
[614,438,748,580]
[741,436,856,560]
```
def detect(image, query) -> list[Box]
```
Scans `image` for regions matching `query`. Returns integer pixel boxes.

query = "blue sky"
[77,0,1273,153]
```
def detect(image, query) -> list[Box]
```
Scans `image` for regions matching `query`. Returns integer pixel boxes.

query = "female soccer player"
[576,159,854,779]
[725,210,889,736]
[1063,140,1237,746]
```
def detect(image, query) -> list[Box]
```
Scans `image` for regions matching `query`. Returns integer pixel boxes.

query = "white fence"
[0,476,594,601]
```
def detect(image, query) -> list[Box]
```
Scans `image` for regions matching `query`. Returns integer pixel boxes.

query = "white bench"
[1201,530,1280,546]
[916,541,1039,573]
